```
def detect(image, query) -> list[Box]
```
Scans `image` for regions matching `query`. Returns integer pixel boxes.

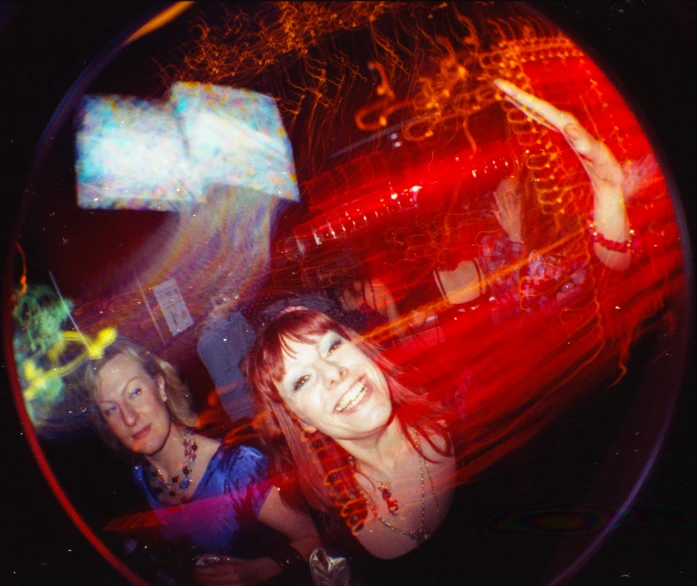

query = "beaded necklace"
[146,427,198,504]
[357,444,442,544]
[357,440,405,516]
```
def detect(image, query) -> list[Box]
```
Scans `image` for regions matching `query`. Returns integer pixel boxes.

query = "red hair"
[245,309,449,534]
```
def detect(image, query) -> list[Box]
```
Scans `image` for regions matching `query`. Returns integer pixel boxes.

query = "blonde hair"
[83,337,196,453]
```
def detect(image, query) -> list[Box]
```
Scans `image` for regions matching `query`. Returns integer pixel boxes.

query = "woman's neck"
[339,419,410,479]
[144,423,187,477]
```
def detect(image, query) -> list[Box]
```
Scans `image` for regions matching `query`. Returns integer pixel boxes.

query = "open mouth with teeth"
[335,380,368,413]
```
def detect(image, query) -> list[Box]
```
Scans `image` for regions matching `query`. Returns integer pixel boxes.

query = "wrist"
[586,215,634,252]
[267,544,308,577]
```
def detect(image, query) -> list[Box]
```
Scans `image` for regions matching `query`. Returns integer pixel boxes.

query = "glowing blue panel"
[75,83,299,211]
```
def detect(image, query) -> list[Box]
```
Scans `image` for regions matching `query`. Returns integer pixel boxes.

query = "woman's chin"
[345,405,393,436]
[131,435,167,457]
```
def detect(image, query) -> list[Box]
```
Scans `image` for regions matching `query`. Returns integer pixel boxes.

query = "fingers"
[560,123,600,161]
[494,79,594,151]
[494,79,579,132]
[493,189,521,217]
[493,79,623,184]
[562,123,624,184]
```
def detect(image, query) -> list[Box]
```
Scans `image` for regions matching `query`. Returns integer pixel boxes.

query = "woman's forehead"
[278,329,344,366]
[279,332,322,359]
[96,353,147,396]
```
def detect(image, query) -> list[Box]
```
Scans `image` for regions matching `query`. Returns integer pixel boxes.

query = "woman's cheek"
[283,394,313,425]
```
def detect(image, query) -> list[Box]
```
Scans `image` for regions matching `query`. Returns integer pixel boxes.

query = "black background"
[1,2,695,585]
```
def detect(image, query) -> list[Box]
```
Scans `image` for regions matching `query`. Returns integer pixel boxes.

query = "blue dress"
[133,444,281,559]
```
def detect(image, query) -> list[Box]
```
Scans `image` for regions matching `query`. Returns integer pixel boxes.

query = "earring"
[301,427,318,442]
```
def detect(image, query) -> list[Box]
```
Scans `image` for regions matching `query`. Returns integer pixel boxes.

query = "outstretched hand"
[493,78,631,270]
[492,175,523,243]
[493,79,625,197]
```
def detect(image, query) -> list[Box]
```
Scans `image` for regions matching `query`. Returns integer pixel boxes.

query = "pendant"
[379,485,399,516]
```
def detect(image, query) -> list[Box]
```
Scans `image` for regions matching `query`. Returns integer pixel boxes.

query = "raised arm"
[494,79,632,271]
[492,174,524,245]
[427,173,524,310]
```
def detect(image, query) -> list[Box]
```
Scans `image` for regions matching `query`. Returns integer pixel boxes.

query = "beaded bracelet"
[586,216,634,252]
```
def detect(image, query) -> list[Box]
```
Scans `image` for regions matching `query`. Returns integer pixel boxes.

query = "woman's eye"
[102,406,116,417]
[326,339,342,356]
[130,387,142,399]
[294,375,310,392]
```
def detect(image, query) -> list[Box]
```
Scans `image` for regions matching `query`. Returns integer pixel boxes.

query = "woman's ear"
[156,375,167,402]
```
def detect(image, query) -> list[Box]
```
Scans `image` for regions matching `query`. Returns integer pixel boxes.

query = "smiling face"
[277,331,393,444]
[94,353,172,456]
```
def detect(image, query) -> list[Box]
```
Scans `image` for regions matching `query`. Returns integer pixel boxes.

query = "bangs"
[256,310,348,391]
[279,322,338,355]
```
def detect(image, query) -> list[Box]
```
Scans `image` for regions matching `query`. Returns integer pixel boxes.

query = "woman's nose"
[121,404,138,426]
[323,360,348,387]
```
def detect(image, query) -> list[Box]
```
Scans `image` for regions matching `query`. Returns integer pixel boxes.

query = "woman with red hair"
[245,308,459,583]
[244,80,640,584]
